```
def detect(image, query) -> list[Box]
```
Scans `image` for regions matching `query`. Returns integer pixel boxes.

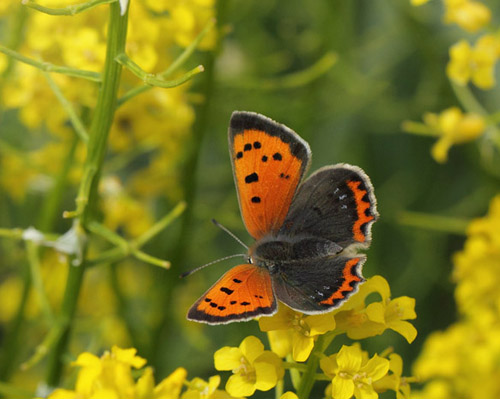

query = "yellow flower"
[453,195,500,315]
[420,107,486,163]
[214,336,284,397]
[373,354,413,399]
[100,176,155,237]
[48,347,187,399]
[334,276,417,343]
[259,305,335,361]
[280,392,298,399]
[181,376,239,399]
[444,0,491,32]
[320,344,390,399]
[447,35,500,89]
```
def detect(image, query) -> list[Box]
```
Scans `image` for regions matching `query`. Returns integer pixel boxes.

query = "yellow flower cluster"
[413,195,500,398]
[321,344,390,399]
[447,34,500,90]
[443,0,491,32]
[428,107,485,163]
[31,274,416,399]
[1,0,214,222]
[47,346,233,399]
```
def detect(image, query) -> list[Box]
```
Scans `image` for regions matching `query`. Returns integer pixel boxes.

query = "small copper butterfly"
[187,111,378,324]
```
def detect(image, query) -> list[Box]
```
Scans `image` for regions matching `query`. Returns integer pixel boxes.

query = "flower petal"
[292,332,314,362]
[112,346,146,369]
[320,355,338,377]
[254,352,282,391]
[389,320,418,343]
[331,376,355,399]
[306,313,336,336]
[361,355,390,381]
[267,330,292,358]
[214,347,243,371]
[365,302,385,323]
[240,336,264,364]
[336,345,363,372]
[226,374,256,397]
[258,306,294,331]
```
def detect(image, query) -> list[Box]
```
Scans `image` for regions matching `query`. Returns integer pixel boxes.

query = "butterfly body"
[187,112,378,324]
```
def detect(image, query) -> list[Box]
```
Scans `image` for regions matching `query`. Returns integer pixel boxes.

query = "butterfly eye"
[247,256,253,264]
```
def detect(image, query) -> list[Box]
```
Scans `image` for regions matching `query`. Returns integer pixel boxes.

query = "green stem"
[0,228,23,239]
[38,137,79,230]
[397,211,470,235]
[450,80,487,116]
[134,201,186,247]
[42,72,89,143]
[44,1,130,387]
[450,80,500,152]
[117,19,215,106]
[0,3,28,97]
[115,53,204,88]
[0,44,102,82]
[0,261,31,380]
[401,120,439,137]
[283,361,308,371]
[286,354,301,390]
[23,0,117,16]
[26,241,54,324]
[297,335,325,399]
[223,52,337,90]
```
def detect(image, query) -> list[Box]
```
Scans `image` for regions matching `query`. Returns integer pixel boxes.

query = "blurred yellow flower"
[320,344,390,399]
[259,305,335,361]
[453,195,500,315]
[181,375,240,399]
[101,176,155,237]
[444,0,491,32]
[373,353,412,399]
[410,0,430,5]
[214,336,284,397]
[447,35,500,89]
[413,195,500,398]
[49,347,186,399]
[421,107,486,163]
[334,276,417,343]
[280,392,298,399]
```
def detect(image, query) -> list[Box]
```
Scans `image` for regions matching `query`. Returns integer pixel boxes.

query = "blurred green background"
[1,0,499,396]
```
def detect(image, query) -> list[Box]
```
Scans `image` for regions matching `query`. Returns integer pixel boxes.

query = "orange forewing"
[232,130,305,239]
[187,264,276,324]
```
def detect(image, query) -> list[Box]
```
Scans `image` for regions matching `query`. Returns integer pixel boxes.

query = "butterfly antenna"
[211,219,249,250]
[180,253,247,278]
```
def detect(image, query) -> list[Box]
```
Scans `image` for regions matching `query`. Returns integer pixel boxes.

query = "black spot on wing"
[245,173,259,183]
[244,143,252,151]
[253,141,261,149]
[251,196,261,203]
[220,287,234,295]
[273,152,282,161]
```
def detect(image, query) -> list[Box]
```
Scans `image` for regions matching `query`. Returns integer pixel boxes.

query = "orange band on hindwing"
[319,258,362,306]
[347,180,375,242]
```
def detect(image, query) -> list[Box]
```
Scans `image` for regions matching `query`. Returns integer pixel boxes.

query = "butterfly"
[187,111,378,324]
